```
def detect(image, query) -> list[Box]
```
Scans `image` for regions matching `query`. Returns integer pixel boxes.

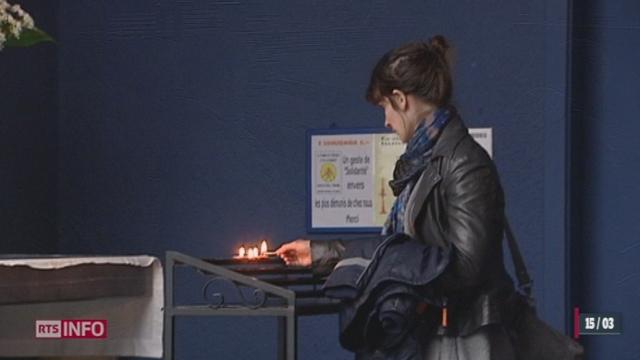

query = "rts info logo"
[35,320,108,339]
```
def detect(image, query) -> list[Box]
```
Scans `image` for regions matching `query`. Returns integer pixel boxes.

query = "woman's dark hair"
[366,35,453,108]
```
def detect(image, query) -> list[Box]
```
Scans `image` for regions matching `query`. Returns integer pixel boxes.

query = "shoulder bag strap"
[504,215,534,298]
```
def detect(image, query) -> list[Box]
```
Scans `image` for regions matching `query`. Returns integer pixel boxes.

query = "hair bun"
[429,35,450,56]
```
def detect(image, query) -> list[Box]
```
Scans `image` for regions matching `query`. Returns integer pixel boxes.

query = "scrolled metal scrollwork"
[202,276,268,309]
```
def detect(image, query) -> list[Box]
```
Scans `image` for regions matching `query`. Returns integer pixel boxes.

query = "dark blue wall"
[571,0,640,358]
[0,0,58,254]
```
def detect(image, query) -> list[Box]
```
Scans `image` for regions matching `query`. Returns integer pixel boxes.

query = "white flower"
[22,13,33,28]
[10,3,22,15]
[10,22,21,38]
[3,9,15,27]
[0,1,43,49]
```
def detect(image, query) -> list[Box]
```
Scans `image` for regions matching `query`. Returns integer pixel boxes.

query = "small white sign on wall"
[469,128,493,158]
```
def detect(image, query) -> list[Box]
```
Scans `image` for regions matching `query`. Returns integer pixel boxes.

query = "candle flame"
[260,239,268,255]
[236,241,270,260]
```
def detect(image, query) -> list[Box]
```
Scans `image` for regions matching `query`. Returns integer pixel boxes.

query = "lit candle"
[239,245,246,258]
[260,239,268,256]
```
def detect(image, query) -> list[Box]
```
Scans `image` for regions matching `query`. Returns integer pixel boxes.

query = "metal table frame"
[164,251,301,360]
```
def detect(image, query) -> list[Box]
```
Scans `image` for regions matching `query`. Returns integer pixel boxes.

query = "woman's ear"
[391,89,408,111]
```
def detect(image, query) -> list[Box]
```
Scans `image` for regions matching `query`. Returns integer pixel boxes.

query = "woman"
[277,36,518,359]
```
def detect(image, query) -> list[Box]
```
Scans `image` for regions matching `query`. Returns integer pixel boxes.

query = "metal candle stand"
[164,251,341,360]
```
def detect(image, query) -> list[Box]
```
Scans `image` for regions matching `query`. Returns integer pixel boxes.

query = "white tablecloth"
[0,255,163,358]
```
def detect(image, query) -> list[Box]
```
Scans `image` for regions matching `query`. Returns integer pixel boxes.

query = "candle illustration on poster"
[379,177,387,215]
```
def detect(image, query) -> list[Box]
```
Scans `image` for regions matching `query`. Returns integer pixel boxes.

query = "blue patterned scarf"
[382,108,450,235]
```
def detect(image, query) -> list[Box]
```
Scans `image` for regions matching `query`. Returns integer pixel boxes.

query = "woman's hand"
[276,239,312,267]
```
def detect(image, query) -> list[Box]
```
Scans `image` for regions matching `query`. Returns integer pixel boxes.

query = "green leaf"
[5,27,55,47]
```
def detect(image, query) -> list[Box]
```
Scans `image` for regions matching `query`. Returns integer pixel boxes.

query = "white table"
[0,255,163,358]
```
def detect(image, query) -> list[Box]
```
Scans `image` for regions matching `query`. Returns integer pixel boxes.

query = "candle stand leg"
[287,314,297,360]
[277,317,285,360]
[277,315,297,360]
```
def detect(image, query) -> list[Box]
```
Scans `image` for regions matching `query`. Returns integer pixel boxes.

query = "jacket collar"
[431,109,468,159]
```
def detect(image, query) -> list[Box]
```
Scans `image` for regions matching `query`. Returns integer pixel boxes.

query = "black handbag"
[504,218,585,360]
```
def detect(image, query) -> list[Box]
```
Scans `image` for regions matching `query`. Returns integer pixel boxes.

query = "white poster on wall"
[310,134,378,229]
[308,127,492,232]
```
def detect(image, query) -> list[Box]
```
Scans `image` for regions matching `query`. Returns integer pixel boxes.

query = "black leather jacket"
[312,113,515,337]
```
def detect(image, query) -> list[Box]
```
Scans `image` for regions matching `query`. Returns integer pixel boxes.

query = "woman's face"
[379,96,413,143]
